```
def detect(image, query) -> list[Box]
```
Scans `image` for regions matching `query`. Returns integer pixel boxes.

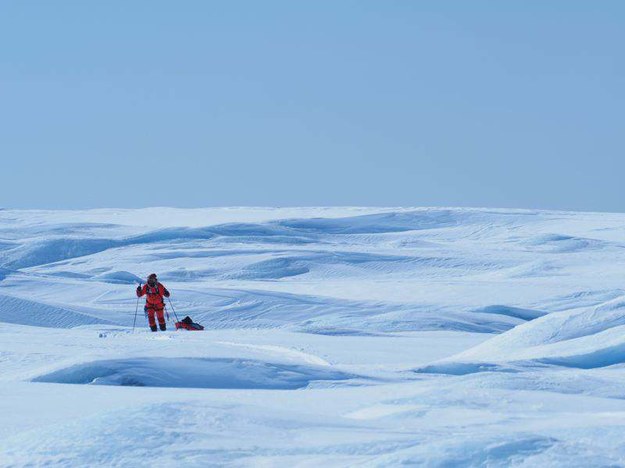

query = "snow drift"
[418,296,625,374]
[33,357,356,389]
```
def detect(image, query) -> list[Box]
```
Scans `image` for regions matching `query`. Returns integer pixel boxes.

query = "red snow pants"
[146,306,165,328]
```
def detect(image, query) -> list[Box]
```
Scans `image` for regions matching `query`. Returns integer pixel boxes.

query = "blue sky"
[1,1,623,211]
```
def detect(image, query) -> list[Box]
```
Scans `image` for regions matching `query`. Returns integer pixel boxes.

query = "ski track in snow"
[3,207,625,466]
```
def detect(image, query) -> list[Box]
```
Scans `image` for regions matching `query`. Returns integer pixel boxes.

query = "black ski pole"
[167,296,181,323]
[132,283,141,333]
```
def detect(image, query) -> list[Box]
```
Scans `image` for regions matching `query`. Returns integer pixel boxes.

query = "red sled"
[175,316,204,331]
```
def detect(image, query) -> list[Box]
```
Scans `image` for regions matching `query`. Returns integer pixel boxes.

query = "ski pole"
[132,283,141,333]
[167,296,181,323]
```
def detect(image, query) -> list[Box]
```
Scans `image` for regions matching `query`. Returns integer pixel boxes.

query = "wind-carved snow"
[421,295,625,374]
[4,207,625,466]
[33,357,354,389]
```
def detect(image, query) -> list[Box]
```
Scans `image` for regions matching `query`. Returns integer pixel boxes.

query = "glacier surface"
[2,207,625,466]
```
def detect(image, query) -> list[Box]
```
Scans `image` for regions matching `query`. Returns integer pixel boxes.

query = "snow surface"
[3,207,625,466]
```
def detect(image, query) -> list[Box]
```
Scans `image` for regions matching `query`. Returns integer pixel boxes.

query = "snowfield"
[3,207,625,466]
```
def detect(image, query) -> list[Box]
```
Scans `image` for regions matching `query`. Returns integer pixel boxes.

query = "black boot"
[150,325,158,332]
[159,322,166,331]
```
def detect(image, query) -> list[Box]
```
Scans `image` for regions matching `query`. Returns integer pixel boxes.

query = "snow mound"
[418,296,625,374]
[93,270,143,284]
[2,238,118,269]
[32,357,356,389]
[127,222,312,245]
[537,339,625,369]
[474,305,548,321]
[468,296,625,351]
[275,210,464,234]
[521,234,605,253]
[228,257,311,280]
[0,294,114,328]
[415,362,513,376]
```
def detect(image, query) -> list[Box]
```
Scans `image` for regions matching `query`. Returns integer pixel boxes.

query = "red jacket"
[137,282,170,308]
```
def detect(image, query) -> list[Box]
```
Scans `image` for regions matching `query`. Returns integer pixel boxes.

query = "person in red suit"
[136,273,170,332]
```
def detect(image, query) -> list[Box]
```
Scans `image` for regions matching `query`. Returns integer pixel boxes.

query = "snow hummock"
[4,207,625,465]
[33,357,356,389]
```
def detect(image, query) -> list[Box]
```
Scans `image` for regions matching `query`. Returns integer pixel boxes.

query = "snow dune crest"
[421,294,625,373]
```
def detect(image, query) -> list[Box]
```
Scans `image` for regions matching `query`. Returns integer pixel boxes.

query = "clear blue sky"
[1,1,623,211]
